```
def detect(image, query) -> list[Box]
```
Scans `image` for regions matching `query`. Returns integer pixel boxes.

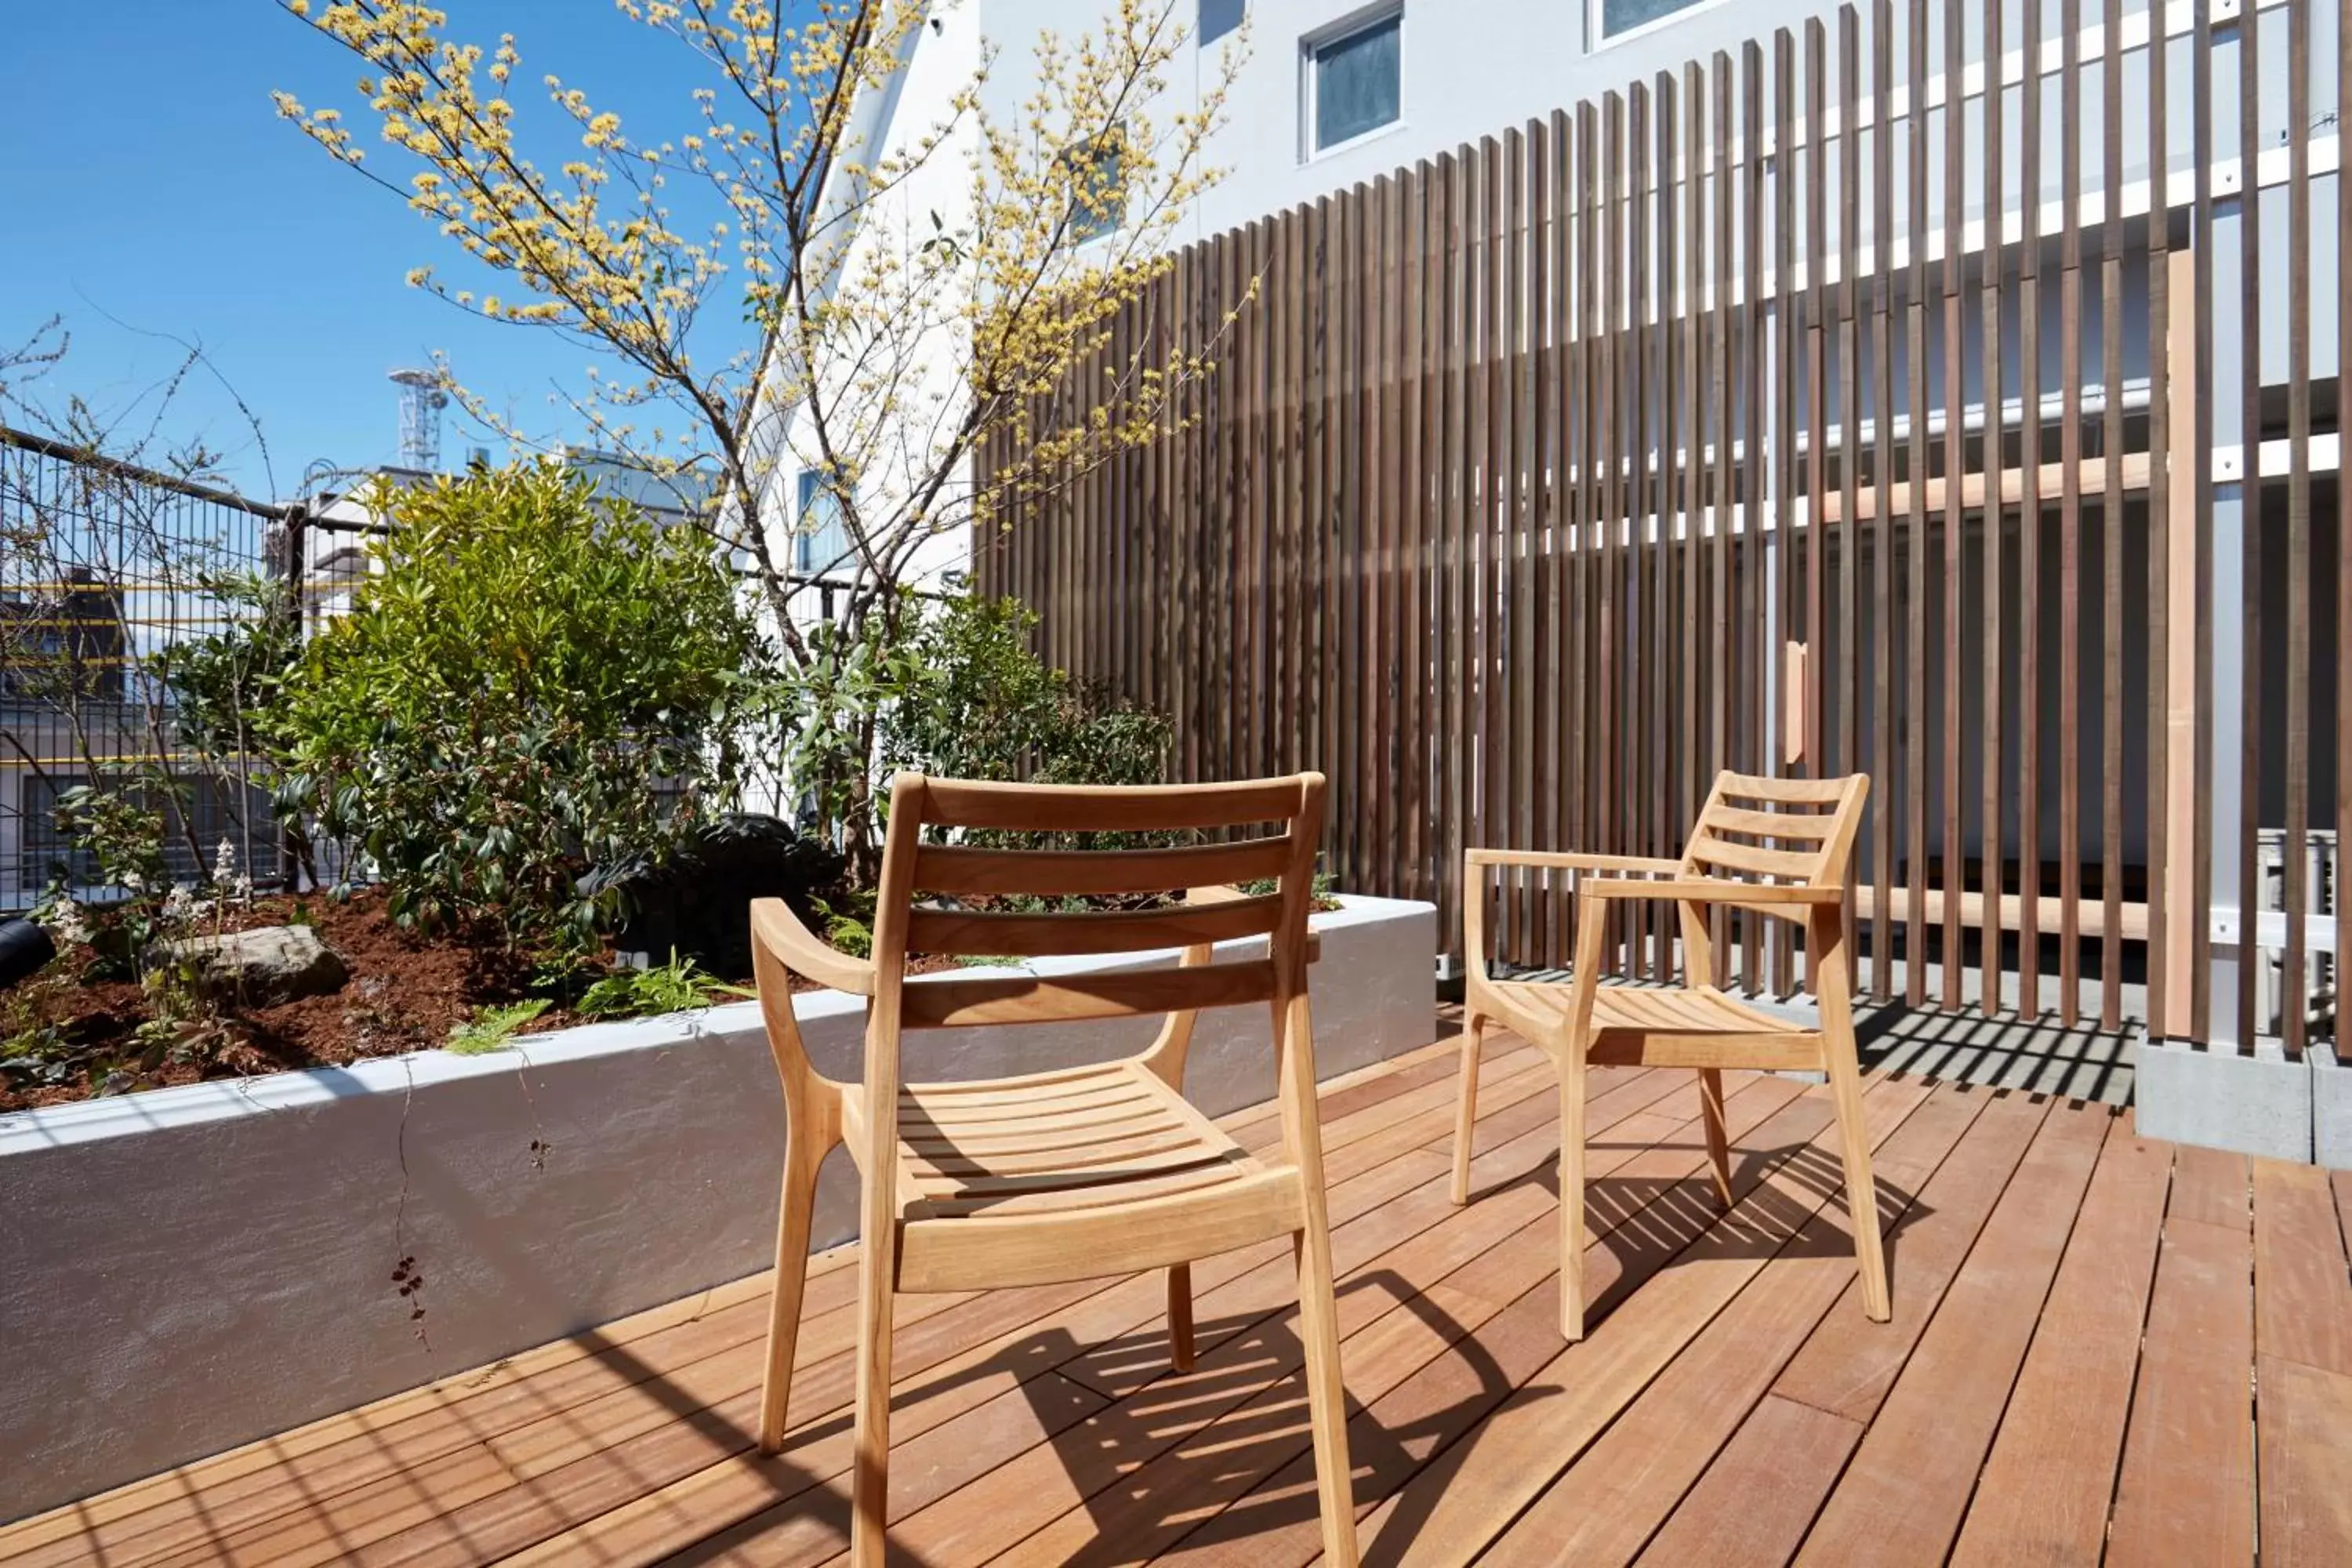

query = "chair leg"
[1557,1047,1589,1341]
[848,1215,900,1568]
[757,1145,820,1454]
[1697,1067,1733,1210]
[1167,1263,1196,1373]
[1449,1011,1488,1206]
[1294,1227,1361,1568]
[1824,1034,1891,1323]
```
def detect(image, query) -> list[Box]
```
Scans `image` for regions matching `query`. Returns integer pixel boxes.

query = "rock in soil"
[153,925,351,1008]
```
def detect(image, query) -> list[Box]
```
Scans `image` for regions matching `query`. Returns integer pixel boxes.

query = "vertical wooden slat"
[1504,129,1533,965]
[1443,149,1469,946]
[1774,30,1800,996]
[2060,0,2086,1029]
[1682,61,1706,925]
[1368,176,1395,908]
[1543,113,1570,966]
[1940,0,1965,1012]
[1638,78,1664,978]
[1711,51,1737,976]
[1576,102,1601,922]
[1741,38,1769,995]
[2235,0,2262,1051]
[1836,5,1862,993]
[1602,94,1626,972]
[1479,136,1506,959]
[2019,0,2046,1017]
[2338,0,2351,1059]
[2097,0,2125,1032]
[2279,0,2312,1057]
[1904,0,1929,1007]
[1868,0,1894,999]
[2190,0,2215,1044]
[1684,61,1703,893]
[1401,164,1429,906]
[1804,18,1828,993]
[1979,0,2006,1015]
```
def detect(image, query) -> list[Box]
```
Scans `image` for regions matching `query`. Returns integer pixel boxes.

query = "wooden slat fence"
[976,0,2347,1049]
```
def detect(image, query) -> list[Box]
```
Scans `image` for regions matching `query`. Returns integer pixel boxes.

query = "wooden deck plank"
[1947,1127,2172,1565]
[417,1057,1701,1568]
[1475,1083,1989,1566]
[266,1138,1475,1567]
[2256,1356,2352,1568]
[761,1076,1809,1568]
[2165,1141,2249,1232]
[2104,1217,2256,1567]
[1788,1099,2115,1564]
[1628,1396,1860,1568]
[1344,1076,1939,1568]
[1769,1086,2053,1424]
[2252,1157,2352,1375]
[1637,1084,2053,1566]
[978,1077,1829,1568]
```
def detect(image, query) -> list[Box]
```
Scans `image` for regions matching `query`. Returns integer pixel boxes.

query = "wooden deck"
[7,1027,2350,1567]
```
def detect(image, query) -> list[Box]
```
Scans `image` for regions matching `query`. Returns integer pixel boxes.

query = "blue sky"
[0,2,744,499]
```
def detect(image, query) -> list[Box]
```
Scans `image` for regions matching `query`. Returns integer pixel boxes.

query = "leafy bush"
[271,465,775,948]
[151,570,303,766]
[879,594,1169,848]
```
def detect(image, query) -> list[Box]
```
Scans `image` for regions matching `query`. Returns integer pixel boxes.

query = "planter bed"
[0,893,1435,1524]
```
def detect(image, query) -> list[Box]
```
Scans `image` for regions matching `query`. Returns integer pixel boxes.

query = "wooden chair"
[1452,770,1886,1341]
[749,771,1360,1568]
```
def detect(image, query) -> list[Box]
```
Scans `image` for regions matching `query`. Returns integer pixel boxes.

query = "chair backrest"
[867,772,1329,1034]
[1679,770,1870,906]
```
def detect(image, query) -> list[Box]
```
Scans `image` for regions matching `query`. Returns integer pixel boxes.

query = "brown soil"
[0,888,964,1112]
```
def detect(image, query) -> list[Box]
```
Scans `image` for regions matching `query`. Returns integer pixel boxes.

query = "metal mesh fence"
[1,426,294,911]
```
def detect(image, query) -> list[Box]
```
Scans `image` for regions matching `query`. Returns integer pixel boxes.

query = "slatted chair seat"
[887,1062,1264,1216]
[1454,770,1888,1342]
[1483,978,1793,1037]
[749,773,1359,1568]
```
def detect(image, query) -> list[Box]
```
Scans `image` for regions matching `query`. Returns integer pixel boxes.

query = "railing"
[1,426,296,911]
[976,0,2348,1051]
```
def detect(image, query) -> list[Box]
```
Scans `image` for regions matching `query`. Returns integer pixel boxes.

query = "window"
[795,467,848,576]
[1305,9,1401,157]
[1056,129,1126,245]
[1593,0,1711,45]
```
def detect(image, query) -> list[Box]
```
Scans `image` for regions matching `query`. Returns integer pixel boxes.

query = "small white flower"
[212,839,238,884]
[43,898,92,948]
[160,885,211,926]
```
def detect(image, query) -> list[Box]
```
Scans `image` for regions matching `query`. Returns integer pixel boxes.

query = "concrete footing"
[2136,1036,2316,1164]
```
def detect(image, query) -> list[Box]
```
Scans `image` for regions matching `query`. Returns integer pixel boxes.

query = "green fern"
[446,999,551,1055]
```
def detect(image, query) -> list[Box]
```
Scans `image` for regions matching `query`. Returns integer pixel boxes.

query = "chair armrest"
[1465,848,1684,876]
[750,898,876,996]
[1577,878,1841,905]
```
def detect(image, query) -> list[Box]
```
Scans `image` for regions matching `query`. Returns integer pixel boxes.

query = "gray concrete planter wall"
[2136,1035,2352,1169]
[0,894,1435,1525]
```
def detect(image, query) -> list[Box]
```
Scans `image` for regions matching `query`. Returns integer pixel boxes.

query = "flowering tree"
[274,0,1247,868]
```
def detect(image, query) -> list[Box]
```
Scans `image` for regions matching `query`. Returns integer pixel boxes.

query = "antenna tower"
[389,368,450,471]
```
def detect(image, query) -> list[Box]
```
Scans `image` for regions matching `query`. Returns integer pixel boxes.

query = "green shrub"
[877,593,1170,848]
[272,464,775,948]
